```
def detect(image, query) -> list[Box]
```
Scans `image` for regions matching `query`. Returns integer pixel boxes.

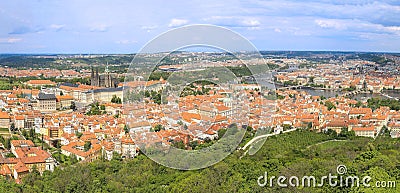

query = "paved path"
[242,128,297,150]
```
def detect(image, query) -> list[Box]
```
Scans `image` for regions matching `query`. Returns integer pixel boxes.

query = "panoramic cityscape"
[0,0,399,193]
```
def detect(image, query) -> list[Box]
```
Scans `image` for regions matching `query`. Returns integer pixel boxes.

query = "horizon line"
[0,50,399,55]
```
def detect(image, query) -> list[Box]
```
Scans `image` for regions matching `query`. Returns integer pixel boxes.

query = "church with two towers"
[90,65,118,88]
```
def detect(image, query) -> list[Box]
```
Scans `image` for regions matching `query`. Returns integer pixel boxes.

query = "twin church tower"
[90,64,118,88]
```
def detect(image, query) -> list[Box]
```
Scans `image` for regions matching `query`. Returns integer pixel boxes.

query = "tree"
[23,170,40,188]
[76,132,83,139]
[188,141,198,149]
[10,123,15,132]
[29,129,35,139]
[70,101,76,111]
[84,141,91,152]
[111,151,122,161]
[309,76,315,83]
[55,140,61,148]
[276,94,285,100]
[123,125,129,134]
[307,122,313,130]
[218,128,227,139]
[13,127,400,192]
[324,101,336,111]
[0,135,4,144]
[60,91,64,96]
[324,128,337,138]
[282,124,292,131]
[144,90,150,98]
[338,127,355,139]
[111,95,122,104]
[5,152,16,158]
[69,154,78,164]
[4,138,11,149]
[379,125,390,137]
[154,124,164,132]
[172,140,185,149]
[86,102,103,115]
[355,101,363,108]
[246,126,253,132]
[22,129,28,138]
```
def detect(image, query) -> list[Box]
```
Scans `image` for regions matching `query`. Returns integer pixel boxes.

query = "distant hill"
[0,52,397,70]
[0,54,134,70]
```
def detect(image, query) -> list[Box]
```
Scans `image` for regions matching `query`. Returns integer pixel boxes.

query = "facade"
[120,135,138,159]
[90,66,117,88]
[353,126,376,138]
[47,127,62,139]
[56,95,74,110]
[37,92,57,112]
[102,141,114,161]
[0,111,10,129]
[61,141,102,162]
[93,87,123,103]
[14,115,25,129]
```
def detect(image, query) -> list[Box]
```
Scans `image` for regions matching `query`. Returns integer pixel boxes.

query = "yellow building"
[56,95,74,110]
[0,111,10,129]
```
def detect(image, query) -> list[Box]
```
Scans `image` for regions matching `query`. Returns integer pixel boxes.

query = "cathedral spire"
[91,66,94,78]
[105,62,110,73]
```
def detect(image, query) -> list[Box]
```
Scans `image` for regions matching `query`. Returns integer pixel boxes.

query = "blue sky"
[0,0,399,53]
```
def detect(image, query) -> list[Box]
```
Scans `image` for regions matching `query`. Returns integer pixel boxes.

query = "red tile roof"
[26,79,56,85]
[0,111,10,119]
[14,161,29,173]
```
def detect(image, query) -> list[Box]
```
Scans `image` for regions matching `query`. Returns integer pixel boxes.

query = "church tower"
[104,62,113,88]
[91,66,99,87]
[95,67,99,86]
[90,64,115,88]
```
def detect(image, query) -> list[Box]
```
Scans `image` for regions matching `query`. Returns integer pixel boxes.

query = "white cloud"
[242,18,261,30]
[0,38,22,43]
[203,16,261,29]
[250,0,400,26]
[315,18,400,36]
[242,19,260,27]
[386,26,400,33]
[168,19,189,28]
[315,19,348,30]
[115,40,137,44]
[50,24,65,31]
[89,24,110,32]
[141,25,158,32]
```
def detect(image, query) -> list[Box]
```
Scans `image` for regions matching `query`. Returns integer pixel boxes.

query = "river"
[254,74,400,101]
[295,88,400,101]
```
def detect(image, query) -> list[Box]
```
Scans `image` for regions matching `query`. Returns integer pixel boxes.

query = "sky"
[0,0,400,54]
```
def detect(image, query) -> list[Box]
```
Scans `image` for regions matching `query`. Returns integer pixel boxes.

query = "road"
[241,128,297,150]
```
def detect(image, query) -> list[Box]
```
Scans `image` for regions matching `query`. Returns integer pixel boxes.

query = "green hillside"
[2,130,399,193]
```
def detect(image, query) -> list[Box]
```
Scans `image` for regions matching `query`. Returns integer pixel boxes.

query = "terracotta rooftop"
[26,79,56,85]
